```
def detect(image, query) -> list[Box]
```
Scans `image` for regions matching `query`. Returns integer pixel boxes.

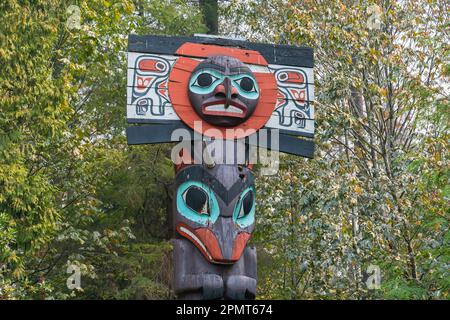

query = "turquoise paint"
[176,181,220,225]
[189,69,223,95]
[230,74,259,99]
[189,68,259,100]
[233,186,256,228]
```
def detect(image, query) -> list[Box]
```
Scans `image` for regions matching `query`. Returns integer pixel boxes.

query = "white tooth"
[179,226,212,261]
[205,104,243,114]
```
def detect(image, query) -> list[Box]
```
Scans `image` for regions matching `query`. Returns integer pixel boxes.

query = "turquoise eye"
[177,181,219,225]
[235,76,256,92]
[193,73,216,87]
[183,186,210,215]
[231,75,259,99]
[189,70,223,94]
[233,187,255,228]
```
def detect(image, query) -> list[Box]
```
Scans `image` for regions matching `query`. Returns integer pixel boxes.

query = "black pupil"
[242,191,253,216]
[197,73,213,87]
[240,77,254,92]
[185,187,208,214]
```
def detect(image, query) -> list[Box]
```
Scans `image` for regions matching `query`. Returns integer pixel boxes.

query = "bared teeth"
[205,104,243,114]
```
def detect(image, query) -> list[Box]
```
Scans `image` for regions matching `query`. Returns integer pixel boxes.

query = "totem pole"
[126,35,314,299]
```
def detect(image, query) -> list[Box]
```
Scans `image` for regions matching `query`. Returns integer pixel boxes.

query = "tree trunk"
[199,0,219,34]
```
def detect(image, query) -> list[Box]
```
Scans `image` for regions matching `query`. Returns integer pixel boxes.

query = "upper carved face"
[188,55,260,127]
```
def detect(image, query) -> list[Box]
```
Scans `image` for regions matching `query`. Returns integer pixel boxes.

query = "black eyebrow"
[176,166,254,205]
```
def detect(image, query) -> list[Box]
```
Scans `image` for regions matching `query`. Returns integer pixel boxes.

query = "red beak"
[176,223,251,264]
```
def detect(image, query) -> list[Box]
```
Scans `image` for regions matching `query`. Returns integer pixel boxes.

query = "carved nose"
[215,87,238,100]
[230,87,238,99]
[225,79,239,100]
[214,79,238,108]
[214,84,226,99]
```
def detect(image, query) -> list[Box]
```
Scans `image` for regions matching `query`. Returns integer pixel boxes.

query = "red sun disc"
[168,43,278,140]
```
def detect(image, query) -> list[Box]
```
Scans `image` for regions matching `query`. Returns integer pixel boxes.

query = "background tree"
[0,0,447,300]
[221,0,449,299]
[0,0,205,299]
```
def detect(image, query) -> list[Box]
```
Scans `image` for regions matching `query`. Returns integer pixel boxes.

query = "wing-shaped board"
[126,34,315,157]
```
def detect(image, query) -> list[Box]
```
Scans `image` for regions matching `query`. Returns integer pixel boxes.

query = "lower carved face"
[174,165,255,264]
[188,55,260,127]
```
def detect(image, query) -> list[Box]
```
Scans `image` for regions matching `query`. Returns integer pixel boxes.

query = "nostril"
[215,92,226,99]
[231,93,238,99]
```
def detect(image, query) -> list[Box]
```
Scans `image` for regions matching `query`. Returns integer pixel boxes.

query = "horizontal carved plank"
[128,34,314,68]
[126,124,314,158]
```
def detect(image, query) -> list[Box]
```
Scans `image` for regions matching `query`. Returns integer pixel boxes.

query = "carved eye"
[235,76,256,92]
[183,186,210,215]
[238,190,254,219]
[155,62,166,71]
[193,73,218,87]
[278,72,288,82]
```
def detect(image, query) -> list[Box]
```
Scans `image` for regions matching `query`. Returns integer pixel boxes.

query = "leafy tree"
[222,0,449,299]
[1,0,204,299]
[1,0,447,300]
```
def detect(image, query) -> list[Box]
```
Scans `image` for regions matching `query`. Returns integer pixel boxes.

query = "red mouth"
[201,100,247,118]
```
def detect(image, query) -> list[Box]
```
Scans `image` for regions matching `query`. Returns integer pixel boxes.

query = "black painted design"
[176,165,255,205]
[131,54,174,116]
[269,65,312,129]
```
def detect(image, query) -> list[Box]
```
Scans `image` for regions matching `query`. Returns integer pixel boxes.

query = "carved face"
[188,55,260,127]
[173,165,255,264]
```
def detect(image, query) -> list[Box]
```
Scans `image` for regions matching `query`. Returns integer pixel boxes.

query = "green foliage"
[0,0,204,299]
[0,0,447,300]
[223,0,449,300]
[132,0,207,36]
[80,243,173,299]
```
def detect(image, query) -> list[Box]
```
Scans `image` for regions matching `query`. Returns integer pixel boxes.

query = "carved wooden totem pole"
[126,35,314,299]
